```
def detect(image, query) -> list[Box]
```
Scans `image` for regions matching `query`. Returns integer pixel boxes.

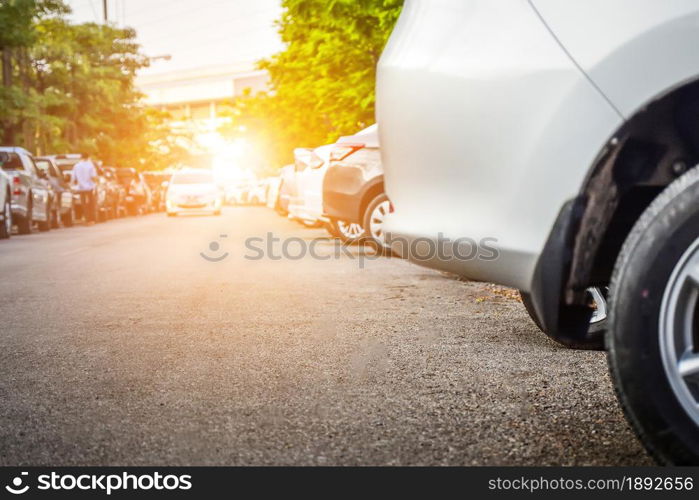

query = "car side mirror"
[0,152,8,164]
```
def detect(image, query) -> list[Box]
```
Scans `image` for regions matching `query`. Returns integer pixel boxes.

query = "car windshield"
[0,153,23,171]
[171,172,214,185]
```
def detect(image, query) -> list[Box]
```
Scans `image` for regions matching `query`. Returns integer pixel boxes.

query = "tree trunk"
[1,48,12,87]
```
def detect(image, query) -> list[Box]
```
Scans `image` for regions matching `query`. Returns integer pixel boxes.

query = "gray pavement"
[0,207,652,465]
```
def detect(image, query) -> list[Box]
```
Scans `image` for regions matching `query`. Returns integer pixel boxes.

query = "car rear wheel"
[519,287,607,350]
[17,199,33,235]
[38,201,51,232]
[607,166,699,464]
[0,196,11,239]
[328,218,366,243]
[51,206,60,229]
[61,206,74,227]
[362,193,392,254]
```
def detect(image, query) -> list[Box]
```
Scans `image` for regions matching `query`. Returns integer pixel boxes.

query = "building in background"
[65,0,282,176]
[137,62,269,137]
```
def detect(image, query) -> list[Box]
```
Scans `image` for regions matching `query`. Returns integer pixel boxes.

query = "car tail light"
[330,143,364,162]
[12,176,22,195]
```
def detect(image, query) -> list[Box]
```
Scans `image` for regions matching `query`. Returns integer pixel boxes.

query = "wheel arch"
[532,76,699,343]
[357,176,384,223]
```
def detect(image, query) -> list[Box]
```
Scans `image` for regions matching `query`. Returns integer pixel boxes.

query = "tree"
[220,0,403,169]
[0,0,68,143]
[0,1,191,170]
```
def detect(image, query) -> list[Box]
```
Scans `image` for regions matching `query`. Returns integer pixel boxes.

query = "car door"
[290,149,313,219]
[23,155,49,220]
[302,146,333,221]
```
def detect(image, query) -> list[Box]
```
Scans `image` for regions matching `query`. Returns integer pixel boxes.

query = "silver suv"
[0,147,51,234]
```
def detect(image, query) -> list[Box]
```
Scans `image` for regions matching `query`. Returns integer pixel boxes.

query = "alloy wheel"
[659,237,699,427]
[588,287,608,325]
[337,220,364,240]
[368,200,391,247]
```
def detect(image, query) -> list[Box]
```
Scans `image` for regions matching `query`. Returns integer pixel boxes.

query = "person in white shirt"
[71,153,98,224]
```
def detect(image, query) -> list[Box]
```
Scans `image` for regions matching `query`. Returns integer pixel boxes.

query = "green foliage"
[0,0,189,170]
[221,0,403,168]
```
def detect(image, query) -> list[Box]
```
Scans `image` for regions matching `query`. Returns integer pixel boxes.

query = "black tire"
[17,199,33,235]
[519,292,544,331]
[51,206,60,229]
[362,193,392,255]
[38,201,51,232]
[607,166,699,464]
[519,289,606,350]
[0,195,11,239]
[62,206,74,227]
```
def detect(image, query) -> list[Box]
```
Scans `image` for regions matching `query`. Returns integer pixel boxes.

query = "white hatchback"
[166,169,223,217]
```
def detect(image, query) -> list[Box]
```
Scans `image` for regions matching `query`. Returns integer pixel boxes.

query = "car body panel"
[288,145,334,224]
[166,170,223,215]
[35,156,74,217]
[376,0,622,290]
[277,165,296,213]
[324,125,383,224]
[532,0,699,118]
[0,170,10,226]
[0,147,50,223]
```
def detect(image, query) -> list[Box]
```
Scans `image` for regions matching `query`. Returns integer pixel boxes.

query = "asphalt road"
[0,207,652,465]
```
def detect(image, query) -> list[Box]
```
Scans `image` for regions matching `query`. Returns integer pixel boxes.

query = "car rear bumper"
[376,0,622,291]
[167,198,221,214]
[323,166,382,224]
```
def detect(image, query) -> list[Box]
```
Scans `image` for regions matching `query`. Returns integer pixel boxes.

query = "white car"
[0,168,11,239]
[287,145,333,227]
[378,0,699,463]
[166,169,223,217]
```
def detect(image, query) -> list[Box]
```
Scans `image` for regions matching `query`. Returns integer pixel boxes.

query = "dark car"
[322,125,390,251]
[115,167,150,215]
[35,156,75,227]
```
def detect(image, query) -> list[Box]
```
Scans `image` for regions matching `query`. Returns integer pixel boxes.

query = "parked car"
[323,124,391,250]
[115,167,149,216]
[377,0,699,463]
[166,169,223,217]
[143,172,169,212]
[0,147,51,234]
[265,174,283,212]
[287,145,333,227]
[50,154,108,223]
[35,156,75,227]
[248,180,268,206]
[276,165,295,216]
[0,168,12,239]
[102,166,126,218]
